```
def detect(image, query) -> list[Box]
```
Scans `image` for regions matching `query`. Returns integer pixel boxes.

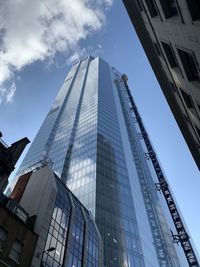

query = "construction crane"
[121,74,199,267]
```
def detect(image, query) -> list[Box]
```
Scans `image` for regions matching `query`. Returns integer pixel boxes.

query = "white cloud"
[67,43,104,65]
[6,82,16,103]
[0,81,16,103]
[68,47,87,64]
[0,0,113,104]
[105,0,113,7]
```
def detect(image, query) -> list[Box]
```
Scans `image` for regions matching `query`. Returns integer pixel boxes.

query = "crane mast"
[121,74,199,267]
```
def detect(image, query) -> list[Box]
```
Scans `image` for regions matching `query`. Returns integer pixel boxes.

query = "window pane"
[186,0,200,21]
[144,0,158,17]
[161,42,178,68]
[180,89,193,109]
[0,227,7,249]
[9,240,23,263]
[159,0,178,18]
[177,49,199,81]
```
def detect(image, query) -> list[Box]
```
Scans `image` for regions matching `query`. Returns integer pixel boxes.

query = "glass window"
[180,88,199,119]
[161,42,178,68]
[186,0,200,21]
[180,89,194,109]
[177,48,200,81]
[9,240,23,263]
[0,227,7,250]
[159,0,178,18]
[144,0,159,17]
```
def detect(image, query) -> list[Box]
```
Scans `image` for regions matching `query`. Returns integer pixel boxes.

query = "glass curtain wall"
[16,56,187,267]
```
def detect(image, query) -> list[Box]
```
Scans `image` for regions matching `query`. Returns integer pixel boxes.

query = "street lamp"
[37,247,55,267]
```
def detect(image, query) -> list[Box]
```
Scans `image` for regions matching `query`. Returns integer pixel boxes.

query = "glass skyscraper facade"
[16,56,188,267]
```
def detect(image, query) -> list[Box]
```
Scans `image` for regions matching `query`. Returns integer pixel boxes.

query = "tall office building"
[123,0,200,170]
[16,56,190,266]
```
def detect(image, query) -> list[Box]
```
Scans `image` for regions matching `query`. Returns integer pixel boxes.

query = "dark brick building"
[0,133,30,192]
[0,194,37,267]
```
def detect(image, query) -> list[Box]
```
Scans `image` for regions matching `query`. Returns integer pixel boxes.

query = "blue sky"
[0,0,199,253]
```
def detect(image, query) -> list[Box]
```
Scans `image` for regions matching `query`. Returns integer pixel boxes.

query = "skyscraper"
[123,0,200,170]
[16,56,191,266]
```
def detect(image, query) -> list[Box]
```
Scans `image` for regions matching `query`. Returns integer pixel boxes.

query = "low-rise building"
[0,132,30,192]
[0,193,38,267]
[11,162,104,267]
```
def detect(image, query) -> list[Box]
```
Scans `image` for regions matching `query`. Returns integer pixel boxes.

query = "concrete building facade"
[123,0,200,169]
